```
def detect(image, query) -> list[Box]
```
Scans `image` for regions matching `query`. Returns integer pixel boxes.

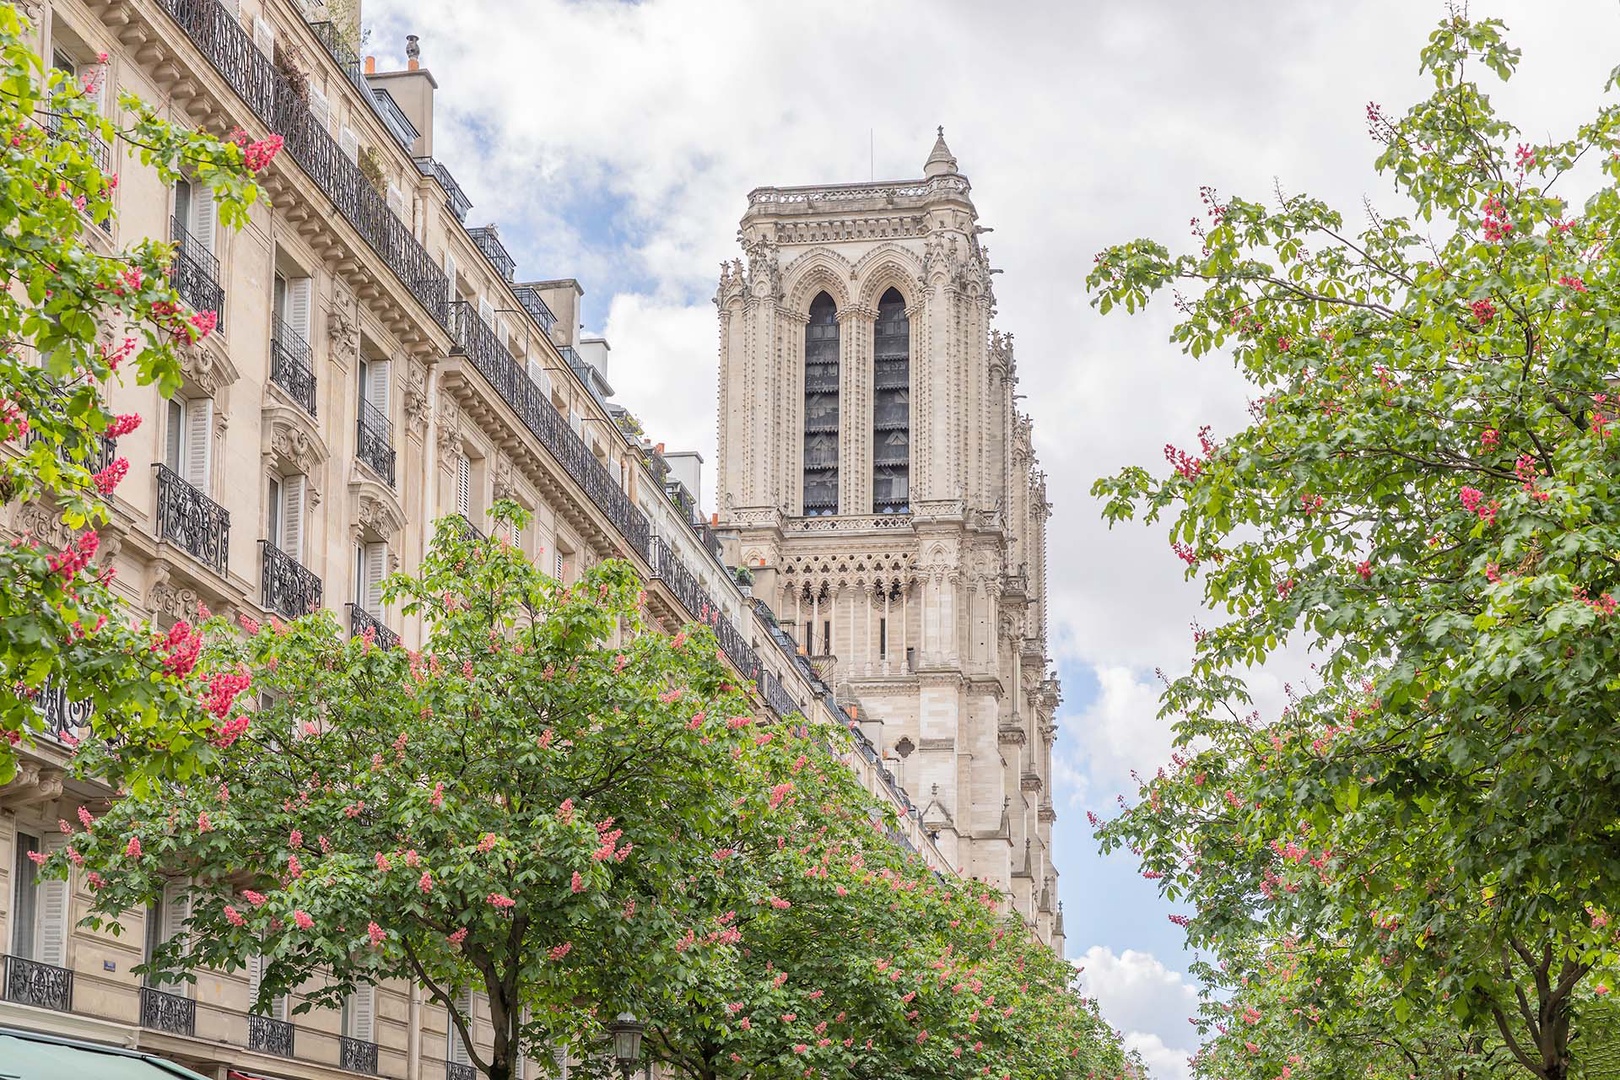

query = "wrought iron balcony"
[446,1063,476,1080]
[340,1035,380,1075]
[3,955,72,1012]
[648,537,762,684]
[446,300,650,558]
[26,430,117,475]
[154,0,448,326]
[415,157,471,222]
[154,463,230,575]
[450,513,484,543]
[759,668,800,720]
[357,398,395,486]
[468,225,516,281]
[307,20,369,101]
[170,215,225,320]
[512,284,555,335]
[261,541,322,620]
[140,986,196,1036]
[270,314,317,415]
[349,604,400,651]
[31,680,93,745]
[248,1013,295,1057]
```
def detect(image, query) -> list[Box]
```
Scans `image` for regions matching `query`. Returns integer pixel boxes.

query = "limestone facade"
[716,132,1065,949]
[0,0,950,1076]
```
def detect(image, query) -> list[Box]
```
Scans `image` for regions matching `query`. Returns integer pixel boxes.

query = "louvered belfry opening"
[872,287,911,514]
[803,292,840,516]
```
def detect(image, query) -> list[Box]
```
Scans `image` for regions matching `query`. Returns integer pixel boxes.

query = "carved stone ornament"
[740,233,782,299]
[491,454,516,502]
[178,338,239,397]
[146,562,203,622]
[352,486,406,543]
[327,284,360,363]
[435,392,463,458]
[403,361,430,435]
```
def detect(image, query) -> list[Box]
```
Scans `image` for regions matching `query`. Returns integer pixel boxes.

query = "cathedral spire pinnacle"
[924,126,958,178]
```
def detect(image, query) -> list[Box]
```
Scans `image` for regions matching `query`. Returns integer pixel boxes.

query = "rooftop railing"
[415,157,471,221]
[468,225,516,281]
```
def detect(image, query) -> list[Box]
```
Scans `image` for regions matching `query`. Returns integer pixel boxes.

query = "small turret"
[923,126,958,178]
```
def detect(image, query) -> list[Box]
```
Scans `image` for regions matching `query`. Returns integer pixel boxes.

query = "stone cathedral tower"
[715,132,1064,950]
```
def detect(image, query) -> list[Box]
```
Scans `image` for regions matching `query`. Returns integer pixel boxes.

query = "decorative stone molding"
[262,407,329,501]
[741,233,782,300]
[403,360,430,436]
[327,283,360,366]
[178,337,239,397]
[491,453,517,502]
[147,561,204,622]
[997,722,1027,746]
[351,480,405,544]
[435,392,464,458]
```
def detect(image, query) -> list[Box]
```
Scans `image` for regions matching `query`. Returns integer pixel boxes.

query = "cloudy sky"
[362,1,1619,1073]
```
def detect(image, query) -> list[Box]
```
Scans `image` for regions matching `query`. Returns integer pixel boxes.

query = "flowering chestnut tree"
[0,2,272,786]
[1088,14,1620,1080]
[55,508,775,1080]
[630,724,1138,1080]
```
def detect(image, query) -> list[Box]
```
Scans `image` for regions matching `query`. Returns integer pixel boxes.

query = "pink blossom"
[447,927,468,946]
[548,942,572,961]
[292,910,313,930]
[92,456,130,494]
[197,811,212,833]
[367,921,385,947]
[570,870,585,894]
[289,829,303,849]
[418,871,433,893]
[287,854,303,879]
[375,852,392,872]
[242,890,267,907]
[557,798,575,824]
[78,806,95,829]
[487,892,516,909]
[224,905,245,927]
[429,782,445,808]
[124,835,142,858]
[477,833,498,853]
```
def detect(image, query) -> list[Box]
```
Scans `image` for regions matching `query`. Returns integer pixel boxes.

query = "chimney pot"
[363,55,376,74]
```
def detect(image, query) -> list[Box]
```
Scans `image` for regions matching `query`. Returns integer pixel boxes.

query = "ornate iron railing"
[356,398,395,485]
[339,1035,380,1075]
[349,604,400,650]
[446,300,650,558]
[154,463,230,575]
[468,225,516,281]
[3,955,72,1012]
[26,430,116,475]
[445,1063,476,1080]
[32,681,93,744]
[270,313,317,415]
[248,1013,295,1057]
[648,537,761,683]
[451,513,484,543]
[759,667,799,720]
[154,0,448,325]
[415,157,471,221]
[170,215,225,319]
[140,985,196,1036]
[512,284,555,335]
[261,541,322,619]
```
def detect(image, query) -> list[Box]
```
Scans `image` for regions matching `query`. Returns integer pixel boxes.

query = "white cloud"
[1076,946,1200,1079]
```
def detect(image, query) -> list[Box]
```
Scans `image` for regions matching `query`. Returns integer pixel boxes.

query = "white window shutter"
[455,453,471,517]
[386,183,405,218]
[219,0,241,16]
[348,983,375,1041]
[191,183,217,256]
[367,359,391,415]
[309,87,331,132]
[569,409,581,436]
[449,988,474,1064]
[183,398,213,492]
[444,252,458,303]
[157,878,190,995]
[38,836,69,967]
[252,16,275,56]
[287,277,313,344]
[363,542,387,611]
[340,127,360,163]
[283,475,306,562]
[478,296,496,329]
[527,361,552,398]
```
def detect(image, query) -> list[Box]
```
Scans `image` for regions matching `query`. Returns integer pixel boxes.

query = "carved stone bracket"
[403,360,430,436]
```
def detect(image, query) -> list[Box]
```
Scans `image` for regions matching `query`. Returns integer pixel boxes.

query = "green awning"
[0,1029,211,1080]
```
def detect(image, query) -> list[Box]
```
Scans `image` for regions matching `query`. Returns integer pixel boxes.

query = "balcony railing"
[349,604,399,651]
[415,157,471,222]
[649,536,761,684]
[270,313,317,415]
[170,215,225,320]
[339,1035,380,1075]
[468,225,516,281]
[26,430,116,475]
[249,1013,296,1057]
[141,986,196,1036]
[512,284,555,335]
[446,300,650,558]
[307,20,369,103]
[155,0,447,326]
[371,87,419,149]
[3,955,72,1012]
[154,463,230,575]
[31,680,93,744]
[261,541,322,620]
[446,1063,476,1080]
[357,398,395,485]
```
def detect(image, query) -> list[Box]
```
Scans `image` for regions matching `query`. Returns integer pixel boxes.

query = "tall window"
[266,473,307,562]
[165,396,214,494]
[872,288,910,514]
[803,292,840,516]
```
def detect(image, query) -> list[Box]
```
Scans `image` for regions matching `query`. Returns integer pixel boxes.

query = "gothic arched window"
[803,292,840,516]
[872,287,910,514]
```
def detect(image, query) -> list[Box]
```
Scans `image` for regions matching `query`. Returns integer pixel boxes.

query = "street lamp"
[607,1012,644,1079]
